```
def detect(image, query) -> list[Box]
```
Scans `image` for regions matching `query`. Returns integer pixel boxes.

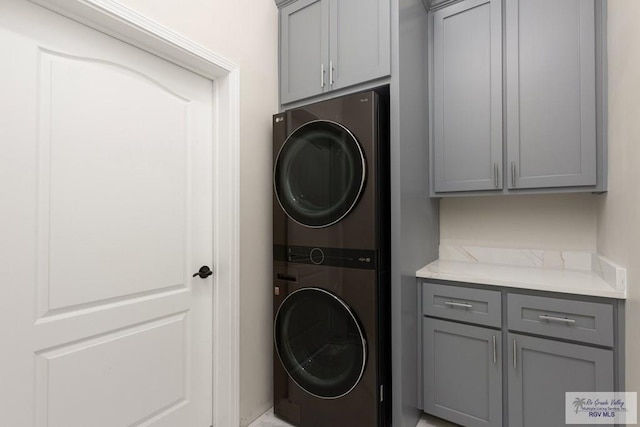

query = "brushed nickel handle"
[494,163,498,188]
[320,63,325,88]
[329,60,334,85]
[492,335,497,364]
[511,161,516,187]
[444,301,473,309]
[513,339,517,368]
[539,314,576,324]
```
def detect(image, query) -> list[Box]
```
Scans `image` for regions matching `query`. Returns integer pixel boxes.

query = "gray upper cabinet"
[280,0,329,104]
[432,0,502,193]
[506,0,597,189]
[329,0,390,91]
[431,0,605,195]
[279,0,390,105]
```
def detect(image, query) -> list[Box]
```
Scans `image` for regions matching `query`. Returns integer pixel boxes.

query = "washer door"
[274,120,366,228]
[274,288,367,399]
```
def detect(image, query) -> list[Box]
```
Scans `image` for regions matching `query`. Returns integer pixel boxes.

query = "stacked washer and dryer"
[272,89,390,427]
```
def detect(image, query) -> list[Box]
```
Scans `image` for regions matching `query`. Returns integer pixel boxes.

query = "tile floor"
[248,408,458,427]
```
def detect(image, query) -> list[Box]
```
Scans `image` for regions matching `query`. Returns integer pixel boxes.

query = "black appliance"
[272,89,390,427]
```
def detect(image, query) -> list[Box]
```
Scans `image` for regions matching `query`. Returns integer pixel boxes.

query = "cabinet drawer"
[507,294,614,347]
[422,283,501,327]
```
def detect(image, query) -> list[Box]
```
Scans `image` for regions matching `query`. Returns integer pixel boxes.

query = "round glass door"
[274,120,366,228]
[274,288,367,399]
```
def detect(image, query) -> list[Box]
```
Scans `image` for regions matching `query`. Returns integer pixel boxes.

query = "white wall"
[597,0,640,395]
[440,194,598,251]
[112,1,278,425]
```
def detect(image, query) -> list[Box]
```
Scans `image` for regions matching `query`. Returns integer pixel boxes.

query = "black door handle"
[193,266,213,279]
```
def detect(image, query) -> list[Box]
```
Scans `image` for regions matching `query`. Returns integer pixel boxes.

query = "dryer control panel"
[274,244,376,270]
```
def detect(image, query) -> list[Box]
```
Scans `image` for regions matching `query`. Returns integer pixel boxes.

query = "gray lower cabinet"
[278,0,390,105]
[430,0,606,195]
[423,318,502,427]
[507,333,614,427]
[421,281,621,427]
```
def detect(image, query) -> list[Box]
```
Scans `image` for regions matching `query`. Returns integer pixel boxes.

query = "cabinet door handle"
[444,301,473,309]
[329,60,334,85]
[538,314,576,324]
[513,339,517,368]
[511,161,516,187]
[320,63,326,88]
[493,163,498,188]
[492,335,497,364]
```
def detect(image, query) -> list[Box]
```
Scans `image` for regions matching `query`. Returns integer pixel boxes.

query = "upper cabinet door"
[329,0,390,91]
[280,0,330,104]
[505,0,597,189]
[432,0,503,193]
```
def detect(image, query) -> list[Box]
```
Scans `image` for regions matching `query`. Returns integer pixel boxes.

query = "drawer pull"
[444,301,473,309]
[538,314,576,324]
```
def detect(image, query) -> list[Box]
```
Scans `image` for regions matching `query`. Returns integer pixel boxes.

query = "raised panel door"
[0,2,213,425]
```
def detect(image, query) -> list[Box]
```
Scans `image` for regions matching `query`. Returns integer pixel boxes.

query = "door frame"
[26,0,241,425]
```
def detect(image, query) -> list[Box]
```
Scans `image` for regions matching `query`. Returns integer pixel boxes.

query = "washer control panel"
[274,245,376,270]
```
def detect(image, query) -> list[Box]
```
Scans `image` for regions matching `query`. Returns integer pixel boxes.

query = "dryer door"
[274,287,367,399]
[274,120,366,228]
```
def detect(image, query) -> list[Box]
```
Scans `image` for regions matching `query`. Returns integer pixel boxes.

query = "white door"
[0,1,213,426]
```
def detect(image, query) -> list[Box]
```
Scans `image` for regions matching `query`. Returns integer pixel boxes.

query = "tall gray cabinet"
[279,0,390,104]
[429,0,607,195]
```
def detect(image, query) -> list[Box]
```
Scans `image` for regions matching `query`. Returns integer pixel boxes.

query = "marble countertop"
[416,246,627,299]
